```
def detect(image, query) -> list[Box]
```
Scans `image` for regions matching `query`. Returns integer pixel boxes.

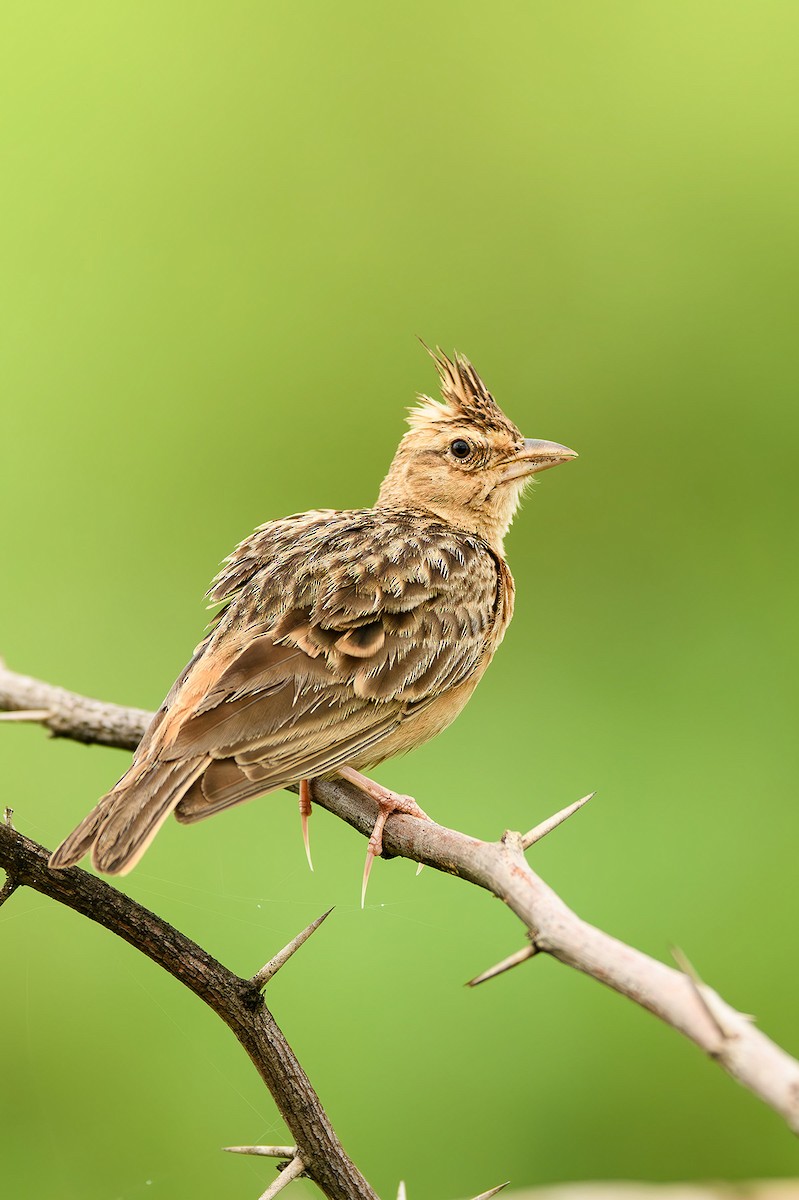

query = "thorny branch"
[2,660,799,1197]
[0,818,376,1200]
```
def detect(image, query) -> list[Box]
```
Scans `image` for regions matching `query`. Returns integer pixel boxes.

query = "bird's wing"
[148,509,501,821]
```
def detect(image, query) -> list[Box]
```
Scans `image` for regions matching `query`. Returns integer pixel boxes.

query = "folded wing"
[50,508,501,873]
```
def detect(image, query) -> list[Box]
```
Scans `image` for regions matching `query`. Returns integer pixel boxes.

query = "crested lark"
[51,350,577,901]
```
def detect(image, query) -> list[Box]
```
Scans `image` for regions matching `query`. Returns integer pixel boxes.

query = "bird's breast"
[351,672,487,767]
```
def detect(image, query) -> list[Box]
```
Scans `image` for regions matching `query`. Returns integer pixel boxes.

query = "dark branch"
[0,822,378,1200]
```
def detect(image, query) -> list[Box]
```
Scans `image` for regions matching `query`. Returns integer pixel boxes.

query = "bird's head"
[377,349,577,552]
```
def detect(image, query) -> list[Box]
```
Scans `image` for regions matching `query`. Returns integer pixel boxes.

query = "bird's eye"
[450,438,472,460]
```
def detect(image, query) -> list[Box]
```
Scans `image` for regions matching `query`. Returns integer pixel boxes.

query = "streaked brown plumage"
[50,350,577,894]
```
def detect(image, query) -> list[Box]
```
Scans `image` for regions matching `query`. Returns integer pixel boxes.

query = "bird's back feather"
[50,508,511,873]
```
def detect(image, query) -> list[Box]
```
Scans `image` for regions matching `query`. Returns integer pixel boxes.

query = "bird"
[50,349,577,903]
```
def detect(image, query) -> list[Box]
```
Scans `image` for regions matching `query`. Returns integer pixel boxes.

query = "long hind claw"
[337,766,430,907]
[299,778,314,872]
[361,808,390,909]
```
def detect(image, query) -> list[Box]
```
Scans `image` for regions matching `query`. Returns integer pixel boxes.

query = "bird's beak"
[500,438,579,483]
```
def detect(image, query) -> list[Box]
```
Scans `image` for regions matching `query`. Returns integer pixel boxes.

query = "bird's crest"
[408,346,521,438]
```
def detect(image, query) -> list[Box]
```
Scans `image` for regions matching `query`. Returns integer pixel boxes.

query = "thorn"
[299,779,314,872]
[3,808,14,828]
[471,1184,510,1199]
[415,861,424,876]
[521,792,596,850]
[257,1155,305,1199]
[671,945,731,1042]
[224,1146,297,1158]
[0,709,52,723]
[250,908,334,990]
[397,1182,407,1200]
[467,945,537,987]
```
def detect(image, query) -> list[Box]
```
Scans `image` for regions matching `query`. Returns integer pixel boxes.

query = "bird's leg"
[337,766,431,907]
[299,778,314,872]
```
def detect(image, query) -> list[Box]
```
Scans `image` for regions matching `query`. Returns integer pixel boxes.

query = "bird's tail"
[49,755,210,876]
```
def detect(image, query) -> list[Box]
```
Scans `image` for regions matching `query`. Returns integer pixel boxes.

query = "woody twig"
[2,658,798,1200]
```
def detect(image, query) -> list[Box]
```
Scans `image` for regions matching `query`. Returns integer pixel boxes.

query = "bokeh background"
[1,3,798,1198]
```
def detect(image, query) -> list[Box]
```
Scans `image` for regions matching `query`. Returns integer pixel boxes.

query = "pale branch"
[2,661,799,1140]
[500,1187,799,1200]
[0,659,146,750]
[0,822,377,1200]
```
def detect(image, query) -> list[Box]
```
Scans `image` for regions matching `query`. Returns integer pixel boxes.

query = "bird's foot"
[299,778,314,872]
[337,766,430,907]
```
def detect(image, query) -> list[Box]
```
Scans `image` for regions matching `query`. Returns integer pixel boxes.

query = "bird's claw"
[335,768,430,907]
[299,778,314,872]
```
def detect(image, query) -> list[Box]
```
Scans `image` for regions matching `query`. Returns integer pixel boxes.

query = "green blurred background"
[1,2,798,1197]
